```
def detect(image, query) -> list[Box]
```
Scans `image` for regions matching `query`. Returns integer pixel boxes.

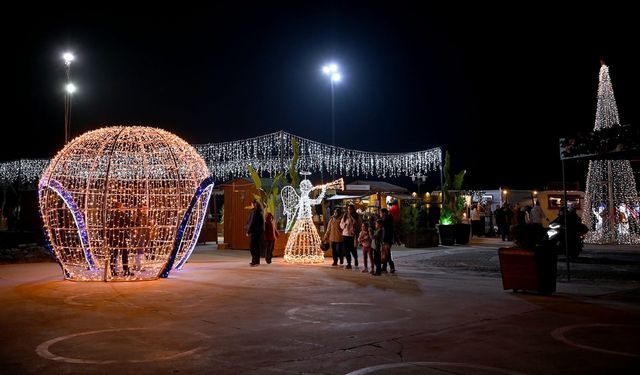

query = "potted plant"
[247,138,301,256]
[438,151,467,245]
[401,200,439,247]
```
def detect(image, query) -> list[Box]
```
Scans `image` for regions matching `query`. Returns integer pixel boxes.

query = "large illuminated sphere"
[38,126,214,281]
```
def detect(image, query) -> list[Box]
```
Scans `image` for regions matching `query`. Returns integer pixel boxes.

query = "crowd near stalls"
[418,188,588,238]
[326,180,410,223]
[189,177,596,256]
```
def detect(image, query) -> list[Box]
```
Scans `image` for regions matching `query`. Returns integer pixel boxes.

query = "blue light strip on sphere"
[160,176,215,278]
[38,178,96,270]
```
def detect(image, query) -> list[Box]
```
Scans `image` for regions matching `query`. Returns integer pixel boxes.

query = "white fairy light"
[583,64,639,244]
[0,159,50,186]
[1,131,441,185]
[281,176,344,263]
[38,126,214,281]
[193,131,442,181]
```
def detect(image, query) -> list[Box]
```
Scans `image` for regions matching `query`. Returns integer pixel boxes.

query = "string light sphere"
[38,126,214,281]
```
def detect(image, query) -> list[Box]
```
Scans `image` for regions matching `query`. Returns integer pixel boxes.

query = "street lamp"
[62,52,75,144]
[322,62,341,147]
[411,174,427,195]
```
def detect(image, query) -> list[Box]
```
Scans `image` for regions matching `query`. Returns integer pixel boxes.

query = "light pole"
[322,63,341,147]
[63,52,75,144]
[411,174,427,195]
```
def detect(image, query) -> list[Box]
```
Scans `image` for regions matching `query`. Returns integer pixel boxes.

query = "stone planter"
[438,224,455,245]
[404,229,439,248]
[273,231,289,257]
[454,223,471,245]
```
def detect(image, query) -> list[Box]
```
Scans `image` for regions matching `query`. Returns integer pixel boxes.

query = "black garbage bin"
[534,246,557,294]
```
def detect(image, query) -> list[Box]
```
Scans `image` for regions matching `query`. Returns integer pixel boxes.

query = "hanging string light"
[0,159,50,186]
[1,131,441,185]
[195,131,441,180]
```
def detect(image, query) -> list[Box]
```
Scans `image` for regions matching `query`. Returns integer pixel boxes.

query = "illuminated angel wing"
[281,185,300,233]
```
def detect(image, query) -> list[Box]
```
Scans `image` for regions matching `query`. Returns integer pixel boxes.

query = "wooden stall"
[222,178,260,250]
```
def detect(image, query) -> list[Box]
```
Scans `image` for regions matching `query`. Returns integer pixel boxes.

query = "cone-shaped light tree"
[583,62,639,244]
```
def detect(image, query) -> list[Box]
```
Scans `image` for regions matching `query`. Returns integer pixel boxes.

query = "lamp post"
[322,63,341,147]
[411,174,427,195]
[63,52,75,144]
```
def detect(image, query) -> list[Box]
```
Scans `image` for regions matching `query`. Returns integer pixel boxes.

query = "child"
[372,219,383,275]
[264,212,278,264]
[357,222,373,273]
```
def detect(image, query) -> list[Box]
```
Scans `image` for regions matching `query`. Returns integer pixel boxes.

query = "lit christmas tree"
[583,62,639,244]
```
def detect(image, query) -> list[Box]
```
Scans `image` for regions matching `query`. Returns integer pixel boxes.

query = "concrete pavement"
[1,238,639,374]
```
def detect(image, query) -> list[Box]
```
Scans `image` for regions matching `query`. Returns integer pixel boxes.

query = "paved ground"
[1,237,639,374]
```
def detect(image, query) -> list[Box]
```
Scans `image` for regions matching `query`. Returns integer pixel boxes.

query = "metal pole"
[607,160,615,242]
[330,81,336,181]
[64,63,71,144]
[331,81,335,147]
[278,131,284,173]
[439,150,444,193]
[562,159,570,281]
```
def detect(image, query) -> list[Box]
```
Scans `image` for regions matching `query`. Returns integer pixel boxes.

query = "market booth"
[221,178,260,250]
[332,180,410,213]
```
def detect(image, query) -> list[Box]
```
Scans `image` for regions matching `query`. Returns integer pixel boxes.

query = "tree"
[439,151,466,225]
[583,62,639,244]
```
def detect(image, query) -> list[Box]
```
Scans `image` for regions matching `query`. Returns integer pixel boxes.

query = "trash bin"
[498,245,557,294]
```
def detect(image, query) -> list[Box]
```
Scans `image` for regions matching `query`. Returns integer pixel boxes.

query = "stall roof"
[326,194,367,201]
[340,180,409,194]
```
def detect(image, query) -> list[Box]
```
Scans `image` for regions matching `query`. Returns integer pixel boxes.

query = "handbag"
[320,242,330,251]
[381,243,389,263]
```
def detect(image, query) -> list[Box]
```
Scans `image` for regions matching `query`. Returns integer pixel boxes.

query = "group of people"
[244,200,397,275]
[108,202,156,277]
[245,199,278,266]
[494,201,549,241]
[323,204,396,275]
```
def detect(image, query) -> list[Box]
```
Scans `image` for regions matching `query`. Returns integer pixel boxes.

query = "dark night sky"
[2,2,638,191]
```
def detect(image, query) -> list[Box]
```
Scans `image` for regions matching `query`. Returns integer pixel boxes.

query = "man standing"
[246,200,264,266]
[380,208,395,273]
[529,200,548,229]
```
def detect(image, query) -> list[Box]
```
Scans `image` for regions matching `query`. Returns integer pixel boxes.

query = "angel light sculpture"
[281,175,344,263]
